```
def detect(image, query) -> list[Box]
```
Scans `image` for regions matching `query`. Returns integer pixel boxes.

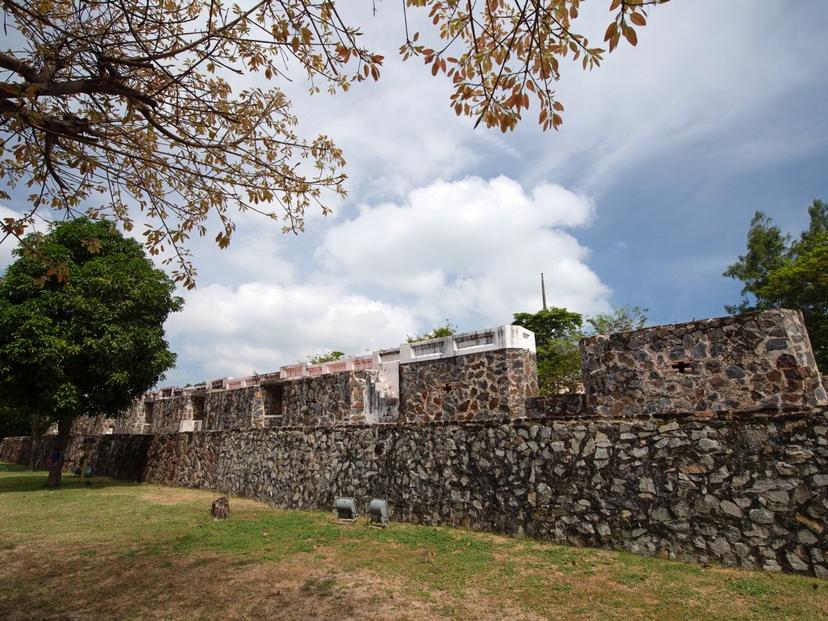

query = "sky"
[2,0,827,386]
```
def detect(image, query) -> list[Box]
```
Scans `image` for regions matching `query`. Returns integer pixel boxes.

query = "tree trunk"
[211,496,230,520]
[28,434,37,470]
[28,415,44,470]
[45,417,71,488]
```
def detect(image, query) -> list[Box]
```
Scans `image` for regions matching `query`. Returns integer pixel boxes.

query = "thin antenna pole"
[541,272,547,310]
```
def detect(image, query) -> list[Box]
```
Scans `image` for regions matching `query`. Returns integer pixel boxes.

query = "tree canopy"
[724,200,828,371]
[0,404,30,439]
[513,307,583,395]
[586,304,648,334]
[307,350,345,364]
[0,218,182,484]
[0,0,668,287]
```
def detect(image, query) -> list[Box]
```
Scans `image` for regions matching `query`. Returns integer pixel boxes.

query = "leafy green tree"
[308,351,345,364]
[723,212,791,314]
[0,219,182,487]
[512,308,583,395]
[799,199,828,246]
[407,321,458,343]
[587,305,649,335]
[724,200,828,370]
[760,239,828,370]
[0,404,29,439]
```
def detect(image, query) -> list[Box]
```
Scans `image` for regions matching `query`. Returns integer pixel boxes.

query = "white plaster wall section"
[378,348,401,397]
[179,419,203,432]
[362,349,402,423]
[399,325,536,364]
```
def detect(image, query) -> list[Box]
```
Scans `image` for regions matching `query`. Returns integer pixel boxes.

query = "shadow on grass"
[0,463,28,472]
[0,463,137,494]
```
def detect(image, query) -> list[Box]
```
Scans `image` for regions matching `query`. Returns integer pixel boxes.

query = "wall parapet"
[525,395,588,418]
[399,348,538,422]
[64,310,827,435]
[581,309,827,418]
[399,324,535,363]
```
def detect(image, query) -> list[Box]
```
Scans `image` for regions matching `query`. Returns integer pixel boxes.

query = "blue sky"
[2,0,827,386]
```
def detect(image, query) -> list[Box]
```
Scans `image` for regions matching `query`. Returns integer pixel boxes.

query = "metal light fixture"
[368,498,389,527]
[334,496,357,522]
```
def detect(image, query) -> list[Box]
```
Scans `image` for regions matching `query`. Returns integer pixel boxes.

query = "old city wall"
[76,310,823,434]
[151,395,192,432]
[4,310,827,577]
[277,370,389,426]
[399,349,538,422]
[83,338,540,434]
[205,386,260,430]
[582,309,827,417]
[2,407,826,577]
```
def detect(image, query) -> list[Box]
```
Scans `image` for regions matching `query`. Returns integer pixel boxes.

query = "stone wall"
[70,415,115,436]
[277,370,382,426]
[47,311,825,437]
[5,406,826,577]
[581,309,827,417]
[148,395,191,433]
[114,401,145,434]
[89,372,401,435]
[399,349,538,423]
[525,395,587,418]
[205,386,260,430]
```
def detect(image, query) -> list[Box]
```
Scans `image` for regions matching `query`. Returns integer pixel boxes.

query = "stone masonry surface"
[65,310,825,433]
[4,407,827,577]
[399,349,538,422]
[7,309,828,578]
[277,370,384,426]
[581,309,827,417]
[206,386,260,430]
[525,395,587,418]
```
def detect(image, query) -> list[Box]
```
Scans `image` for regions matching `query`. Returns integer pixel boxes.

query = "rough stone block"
[580,309,827,417]
[399,349,538,423]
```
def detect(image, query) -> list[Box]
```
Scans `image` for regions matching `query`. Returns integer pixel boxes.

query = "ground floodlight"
[368,498,389,527]
[334,496,357,522]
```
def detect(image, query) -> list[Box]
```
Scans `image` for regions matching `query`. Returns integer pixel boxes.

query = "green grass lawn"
[0,463,826,620]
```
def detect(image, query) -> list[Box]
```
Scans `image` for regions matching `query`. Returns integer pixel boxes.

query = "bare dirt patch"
[1,544,536,621]
[133,485,267,511]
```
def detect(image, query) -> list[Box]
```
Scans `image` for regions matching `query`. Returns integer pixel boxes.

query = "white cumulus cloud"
[165,281,418,384]
[317,176,610,325]
[163,176,610,385]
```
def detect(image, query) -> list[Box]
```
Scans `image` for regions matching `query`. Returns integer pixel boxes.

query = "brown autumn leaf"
[622,24,639,46]
[0,0,667,287]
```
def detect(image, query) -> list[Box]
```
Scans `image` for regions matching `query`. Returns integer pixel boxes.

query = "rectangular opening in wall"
[262,383,284,419]
[455,331,495,349]
[143,401,155,433]
[411,341,444,357]
[671,361,695,374]
[191,395,206,421]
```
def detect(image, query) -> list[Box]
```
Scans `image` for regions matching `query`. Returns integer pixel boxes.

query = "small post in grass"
[211,496,230,520]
